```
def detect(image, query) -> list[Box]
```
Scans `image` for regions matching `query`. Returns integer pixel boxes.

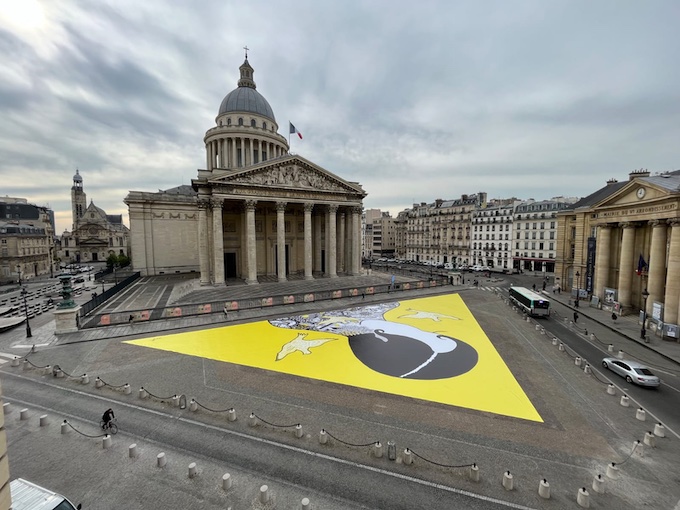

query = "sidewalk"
[547,289,680,366]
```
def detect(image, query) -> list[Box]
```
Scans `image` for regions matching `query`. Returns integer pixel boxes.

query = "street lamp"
[641,288,650,342]
[16,266,33,339]
[575,271,580,308]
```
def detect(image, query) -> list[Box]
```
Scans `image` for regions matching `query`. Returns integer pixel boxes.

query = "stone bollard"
[11,357,19,367]
[636,408,646,421]
[373,441,383,458]
[575,356,582,367]
[502,471,514,491]
[644,431,656,448]
[654,423,666,438]
[589,333,595,341]
[228,408,236,422]
[172,395,179,407]
[55,369,64,379]
[616,350,624,359]
[2,402,10,415]
[123,384,131,395]
[403,448,413,466]
[295,424,303,439]
[535,324,541,331]
[606,384,616,395]
[61,421,68,434]
[43,366,52,376]
[583,364,591,375]
[139,387,148,399]
[39,415,48,427]
[538,479,550,499]
[189,399,198,412]
[558,343,565,351]
[22,359,29,371]
[540,327,546,335]
[222,473,232,491]
[20,408,29,421]
[157,452,167,468]
[129,444,138,458]
[102,435,112,449]
[607,344,614,352]
[259,485,270,504]
[551,338,558,346]
[620,395,630,407]
[81,374,89,384]
[526,316,531,323]
[633,440,644,457]
[606,462,619,479]
[592,474,605,493]
[319,429,328,445]
[577,487,590,508]
[387,441,396,461]
[95,377,104,388]
[469,463,480,482]
[188,462,197,478]
[248,413,257,427]
[301,497,311,510]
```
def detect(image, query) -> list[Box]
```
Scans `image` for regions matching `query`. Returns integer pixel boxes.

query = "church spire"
[237,48,256,90]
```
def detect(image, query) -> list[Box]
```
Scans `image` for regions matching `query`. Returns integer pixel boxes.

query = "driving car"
[601,357,660,387]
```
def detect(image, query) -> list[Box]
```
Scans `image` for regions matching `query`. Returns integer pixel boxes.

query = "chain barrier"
[324,430,377,448]
[144,388,175,400]
[615,441,641,466]
[409,449,475,469]
[588,367,612,385]
[252,412,298,429]
[194,400,233,413]
[24,358,49,370]
[62,420,107,439]
[97,378,128,389]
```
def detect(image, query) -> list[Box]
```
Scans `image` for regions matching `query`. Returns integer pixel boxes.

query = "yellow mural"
[126,294,542,422]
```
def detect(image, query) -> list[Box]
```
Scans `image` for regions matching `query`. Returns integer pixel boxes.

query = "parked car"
[601,357,660,387]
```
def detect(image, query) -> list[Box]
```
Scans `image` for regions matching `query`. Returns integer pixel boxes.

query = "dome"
[217,58,276,123]
[73,169,82,182]
[218,87,276,122]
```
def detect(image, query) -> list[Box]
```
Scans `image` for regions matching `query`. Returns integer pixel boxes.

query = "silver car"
[601,357,660,387]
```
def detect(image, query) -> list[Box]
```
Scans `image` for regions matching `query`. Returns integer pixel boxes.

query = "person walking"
[573,311,579,323]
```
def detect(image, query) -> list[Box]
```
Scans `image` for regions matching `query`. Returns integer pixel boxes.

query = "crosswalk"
[469,286,505,294]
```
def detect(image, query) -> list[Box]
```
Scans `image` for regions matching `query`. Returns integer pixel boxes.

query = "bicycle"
[100,418,118,435]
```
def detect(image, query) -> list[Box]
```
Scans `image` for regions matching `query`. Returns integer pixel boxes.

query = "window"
[238,118,244,126]
[251,119,256,127]
[539,242,544,250]
[227,118,232,126]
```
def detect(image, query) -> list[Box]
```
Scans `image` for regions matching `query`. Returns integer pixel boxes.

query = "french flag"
[289,122,303,139]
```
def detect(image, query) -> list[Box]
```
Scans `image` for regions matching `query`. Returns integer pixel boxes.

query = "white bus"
[509,286,551,317]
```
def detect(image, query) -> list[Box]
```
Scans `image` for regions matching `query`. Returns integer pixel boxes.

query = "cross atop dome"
[237,52,256,89]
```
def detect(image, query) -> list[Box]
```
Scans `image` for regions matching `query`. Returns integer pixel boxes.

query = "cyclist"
[102,408,115,429]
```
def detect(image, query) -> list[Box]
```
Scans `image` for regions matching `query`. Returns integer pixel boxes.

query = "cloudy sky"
[2,1,678,234]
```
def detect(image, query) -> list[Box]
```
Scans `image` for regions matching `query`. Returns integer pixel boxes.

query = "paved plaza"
[2,272,680,509]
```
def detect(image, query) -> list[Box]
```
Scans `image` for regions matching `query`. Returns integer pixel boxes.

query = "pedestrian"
[573,311,579,323]
[128,314,134,323]
[362,292,365,300]
[611,312,617,321]
[532,283,536,291]
[542,282,546,291]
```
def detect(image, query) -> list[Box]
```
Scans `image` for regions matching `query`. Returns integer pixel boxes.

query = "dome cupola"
[218,58,276,122]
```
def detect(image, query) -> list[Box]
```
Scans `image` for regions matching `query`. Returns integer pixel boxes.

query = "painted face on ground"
[348,320,478,379]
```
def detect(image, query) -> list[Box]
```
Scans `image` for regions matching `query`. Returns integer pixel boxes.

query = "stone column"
[314,213,322,272]
[250,138,255,166]
[231,138,237,168]
[304,203,314,280]
[205,144,211,170]
[276,201,287,282]
[664,219,680,325]
[593,224,612,299]
[245,200,258,285]
[352,206,362,275]
[647,220,667,315]
[212,198,225,285]
[328,205,338,278]
[197,198,211,285]
[338,211,346,273]
[617,222,636,308]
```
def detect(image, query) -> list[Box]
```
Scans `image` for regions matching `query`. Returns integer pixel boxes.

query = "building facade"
[362,208,383,260]
[514,197,577,273]
[58,170,130,266]
[405,194,486,266]
[125,57,366,283]
[555,169,680,340]
[471,199,518,270]
[370,212,396,259]
[0,197,55,282]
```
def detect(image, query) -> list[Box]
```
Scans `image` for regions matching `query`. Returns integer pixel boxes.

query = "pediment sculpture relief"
[231,165,347,192]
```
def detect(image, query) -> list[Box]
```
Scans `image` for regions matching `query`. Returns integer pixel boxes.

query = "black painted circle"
[348,331,478,380]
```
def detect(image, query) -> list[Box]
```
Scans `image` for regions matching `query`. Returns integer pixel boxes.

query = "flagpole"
[288,121,291,151]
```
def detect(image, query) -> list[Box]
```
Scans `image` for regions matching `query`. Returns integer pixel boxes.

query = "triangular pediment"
[595,181,671,209]
[208,156,366,197]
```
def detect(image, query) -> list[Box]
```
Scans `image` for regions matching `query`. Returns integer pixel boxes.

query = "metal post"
[641,288,649,341]
[575,270,580,308]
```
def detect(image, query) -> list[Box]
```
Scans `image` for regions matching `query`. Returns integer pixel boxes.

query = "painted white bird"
[398,309,461,322]
[276,333,336,360]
